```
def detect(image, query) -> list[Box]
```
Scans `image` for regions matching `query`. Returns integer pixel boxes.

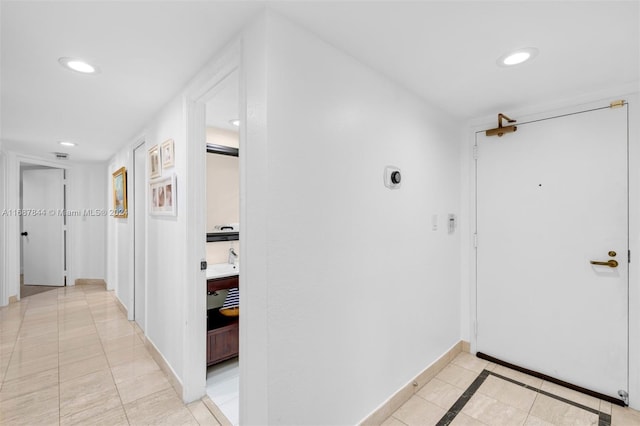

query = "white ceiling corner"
[1,1,638,162]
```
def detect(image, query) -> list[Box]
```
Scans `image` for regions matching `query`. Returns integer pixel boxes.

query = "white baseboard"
[143,334,184,400]
[359,340,466,425]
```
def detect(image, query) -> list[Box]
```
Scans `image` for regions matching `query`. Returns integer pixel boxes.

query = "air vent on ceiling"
[53,152,69,160]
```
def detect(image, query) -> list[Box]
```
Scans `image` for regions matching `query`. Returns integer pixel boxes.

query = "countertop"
[206,263,239,280]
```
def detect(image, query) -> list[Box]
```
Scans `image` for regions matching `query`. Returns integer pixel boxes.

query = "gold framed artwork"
[150,174,177,216]
[112,167,128,218]
[149,145,161,179]
[161,138,175,169]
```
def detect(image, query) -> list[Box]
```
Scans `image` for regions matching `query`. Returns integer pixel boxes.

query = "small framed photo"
[112,167,128,218]
[161,138,175,169]
[150,174,177,216]
[149,145,161,179]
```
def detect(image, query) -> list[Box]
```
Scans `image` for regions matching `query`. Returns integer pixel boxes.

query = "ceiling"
[0,1,264,162]
[206,71,239,133]
[2,1,638,162]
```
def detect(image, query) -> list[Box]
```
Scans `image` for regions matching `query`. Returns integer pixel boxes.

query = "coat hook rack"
[485,113,517,137]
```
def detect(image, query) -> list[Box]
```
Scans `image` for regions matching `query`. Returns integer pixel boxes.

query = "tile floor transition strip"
[477,351,624,407]
[435,369,612,426]
[435,370,489,425]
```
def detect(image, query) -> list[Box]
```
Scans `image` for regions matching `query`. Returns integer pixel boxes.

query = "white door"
[134,144,146,331]
[22,168,65,286]
[476,103,628,401]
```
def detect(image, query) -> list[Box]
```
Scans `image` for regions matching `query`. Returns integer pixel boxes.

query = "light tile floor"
[206,358,239,425]
[0,281,222,425]
[384,352,640,426]
[6,282,640,426]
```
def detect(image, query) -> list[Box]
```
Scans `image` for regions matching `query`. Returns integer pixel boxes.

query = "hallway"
[2,282,640,424]
[0,281,221,425]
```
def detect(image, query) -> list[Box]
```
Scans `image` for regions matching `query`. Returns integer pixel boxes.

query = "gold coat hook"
[486,113,518,137]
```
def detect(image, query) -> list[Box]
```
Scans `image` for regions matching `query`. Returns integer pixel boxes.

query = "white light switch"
[448,214,456,234]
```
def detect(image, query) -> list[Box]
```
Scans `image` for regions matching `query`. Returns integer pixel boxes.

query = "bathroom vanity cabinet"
[207,275,239,366]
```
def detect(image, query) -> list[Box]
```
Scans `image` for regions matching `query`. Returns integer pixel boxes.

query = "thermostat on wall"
[384,166,401,189]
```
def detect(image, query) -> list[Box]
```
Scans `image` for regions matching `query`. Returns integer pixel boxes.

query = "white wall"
[239,14,270,424]
[206,126,239,148]
[206,152,239,233]
[104,29,245,404]
[106,97,194,393]
[0,146,6,304]
[67,163,107,283]
[144,97,188,381]
[242,13,462,424]
[0,151,107,305]
[628,93,640,409]
[107,149,132,310]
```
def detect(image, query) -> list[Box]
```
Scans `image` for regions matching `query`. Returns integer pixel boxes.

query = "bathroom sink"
[206,263,239,279]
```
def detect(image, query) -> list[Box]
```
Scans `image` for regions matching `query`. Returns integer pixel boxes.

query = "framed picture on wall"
[149,145,161,179]
[150,174,177,216]
[112,167,128,218]
[161,138,175,169]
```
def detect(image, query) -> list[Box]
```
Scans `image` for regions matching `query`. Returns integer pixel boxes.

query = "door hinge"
[629,250,631,264]
[473,233,478,248]
[473,146,478,160]
[200,260,208,271]
[610,100,626,108]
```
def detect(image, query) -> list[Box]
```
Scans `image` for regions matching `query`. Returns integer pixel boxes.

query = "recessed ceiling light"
[230,119,240,127]
[58,57,100,74]
[497,47,538,67]
[59,141,76,147]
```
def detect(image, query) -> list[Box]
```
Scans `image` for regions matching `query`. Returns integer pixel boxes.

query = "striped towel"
[221,288,239,309]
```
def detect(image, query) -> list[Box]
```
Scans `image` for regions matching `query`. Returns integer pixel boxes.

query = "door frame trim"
[464,93,640,409]
[183,39,240,403]
[3,152,72,303]
[132,141,147,328]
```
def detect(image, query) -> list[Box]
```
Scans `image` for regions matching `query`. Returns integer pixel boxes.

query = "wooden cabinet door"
[207,323,239,365]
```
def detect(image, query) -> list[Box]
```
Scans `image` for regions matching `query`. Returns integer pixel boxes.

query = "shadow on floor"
[19,274,61,298]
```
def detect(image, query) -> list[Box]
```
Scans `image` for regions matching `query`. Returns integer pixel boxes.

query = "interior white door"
[134,144,146,331]
[476,103,628,401]
[22,168,65,286]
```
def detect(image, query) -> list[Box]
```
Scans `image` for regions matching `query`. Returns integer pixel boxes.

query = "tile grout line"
[92,286,132,425]
[1,291,62,423]
[525,391,539,423]
[58,285,87,424]
[84,285,195,424]
[79,284,132,425]
[486,371,611,425]
[391,414,409,425]
[489,371,606,417]
[435,369,490,426]
[57,287,62,425]
[0,294,31,393]
[435,367,612,426]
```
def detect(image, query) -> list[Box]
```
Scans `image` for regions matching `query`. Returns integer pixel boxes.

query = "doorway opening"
[20,162,67,298]
[203,70,241,425]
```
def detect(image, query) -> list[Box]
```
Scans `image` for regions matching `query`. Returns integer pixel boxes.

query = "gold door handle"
[590,259,619,268]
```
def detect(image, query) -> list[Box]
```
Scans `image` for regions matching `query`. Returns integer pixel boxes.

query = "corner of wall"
[238,11,270,426]
[249,11,463,424]
[0,149,6,306]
